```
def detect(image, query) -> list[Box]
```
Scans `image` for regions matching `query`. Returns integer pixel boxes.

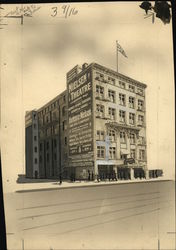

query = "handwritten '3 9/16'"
[51,5,78,18]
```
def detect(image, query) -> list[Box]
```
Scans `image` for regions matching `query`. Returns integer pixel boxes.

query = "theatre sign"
[67,67,93,167]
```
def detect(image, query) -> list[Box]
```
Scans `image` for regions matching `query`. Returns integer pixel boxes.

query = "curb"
[15,179,172,193]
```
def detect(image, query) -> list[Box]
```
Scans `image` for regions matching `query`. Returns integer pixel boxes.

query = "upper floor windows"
[137,88,144,96]
[138,115,144,126]
[96,130,105,141]
[109,147,116,159]
[139,149,145,161]
[108,90,115,103]
[129,96,135,109]
[97,146,105,158]
[108,129,115,141]
[96,104,105,118]
[138,100,144,111]
[130,133,135,144]
[96,85,104,98]
[119,81,126,89]
[119,93,126,106]
[119,110,126,123]
[129,84,135,92]
[129,113,135,125]
[120,131,126,143]
[108,107,116,120]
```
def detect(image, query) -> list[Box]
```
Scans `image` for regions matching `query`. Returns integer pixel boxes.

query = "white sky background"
[0,2,175,192]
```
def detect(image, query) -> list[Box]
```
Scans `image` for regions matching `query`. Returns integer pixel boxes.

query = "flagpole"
[116,40,119,73]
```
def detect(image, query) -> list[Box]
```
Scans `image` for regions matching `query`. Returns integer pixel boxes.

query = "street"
[4,180,175,250]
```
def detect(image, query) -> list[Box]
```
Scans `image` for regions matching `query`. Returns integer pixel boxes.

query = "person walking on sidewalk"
[59,173,62,185]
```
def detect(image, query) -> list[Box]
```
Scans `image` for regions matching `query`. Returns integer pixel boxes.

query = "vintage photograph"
[0,1,175,250]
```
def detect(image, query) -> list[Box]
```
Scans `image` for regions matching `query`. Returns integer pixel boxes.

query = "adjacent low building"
[25,62,149,180]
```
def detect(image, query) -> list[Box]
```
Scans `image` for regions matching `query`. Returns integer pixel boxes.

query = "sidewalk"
[15,176,171,193]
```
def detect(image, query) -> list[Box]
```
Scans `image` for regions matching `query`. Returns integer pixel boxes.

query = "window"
[120,131,126,143]
[95,72,104,82]
[138,115,144,126]
[54,153,57,161]
[129,84,135,92]
[96,131,105,141]
[119,93,126,106]
[34,146,37,153]
[46,127,51,136]
[39,156,42,163]
[108,129,115,141]
[33,123,36,129]
[34,136,37,141]
[47,153,49,162]
[138,100,144,111]
[34,158,38,164]
[139,150,145,160]
[129,97,135,108]
[108,90,115,103]
[96,104,104,118]
[40,143,42,151]
[64,153,68,160]
[108,107,116,120]
[108,76,115,85]
[46,141,49,150]
[63,95,66,102]
[96,85,104,98]
[64,137,67,145]
[137,88,144,96]
[138,136,145,145]
[52,111,57,121]
[62,106,66,116]
[97,146,105,158]
[109,147,116,159]
[121,154,126,160]
[119,110,126,123]
[63,121,67,130]
[119,81,126,89]
[129,113,135,125]
[130,133,135,144]
[46,115,50,123]
[54,139,57,147]
[131,149,136,159]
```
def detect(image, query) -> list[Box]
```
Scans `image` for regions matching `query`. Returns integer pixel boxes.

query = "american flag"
[117,42,127,58]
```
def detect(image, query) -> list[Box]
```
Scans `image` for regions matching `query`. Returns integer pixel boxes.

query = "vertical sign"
[67,66,93,167]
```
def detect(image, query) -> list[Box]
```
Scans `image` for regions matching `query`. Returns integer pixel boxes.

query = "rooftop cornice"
[92,63,147,88]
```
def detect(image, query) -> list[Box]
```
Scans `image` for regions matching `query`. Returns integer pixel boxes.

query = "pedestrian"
[59,173,62,185]
[91,171,94,181]
[88,170,90,181]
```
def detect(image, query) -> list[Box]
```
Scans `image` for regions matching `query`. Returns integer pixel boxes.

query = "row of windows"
[97,146,145,160]
[39,121,67,138]
[95,72,144,95]
[38,98,66,118]
[97,130,145,144]
[39,152,68,163]
[39,106,66,125]
[96,86,144,110]
[39,137,67,151]
[96,104,144,125]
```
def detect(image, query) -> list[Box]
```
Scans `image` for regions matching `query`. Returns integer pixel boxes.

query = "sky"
[0,2,175,192]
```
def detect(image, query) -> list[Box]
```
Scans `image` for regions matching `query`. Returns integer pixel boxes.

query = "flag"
[117,42,127,58]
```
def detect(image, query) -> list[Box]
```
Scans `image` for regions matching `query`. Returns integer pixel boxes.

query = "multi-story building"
[25,91,68,179]
[25,110,39,178]
[25,62,148,180]
[67,62,147,180]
